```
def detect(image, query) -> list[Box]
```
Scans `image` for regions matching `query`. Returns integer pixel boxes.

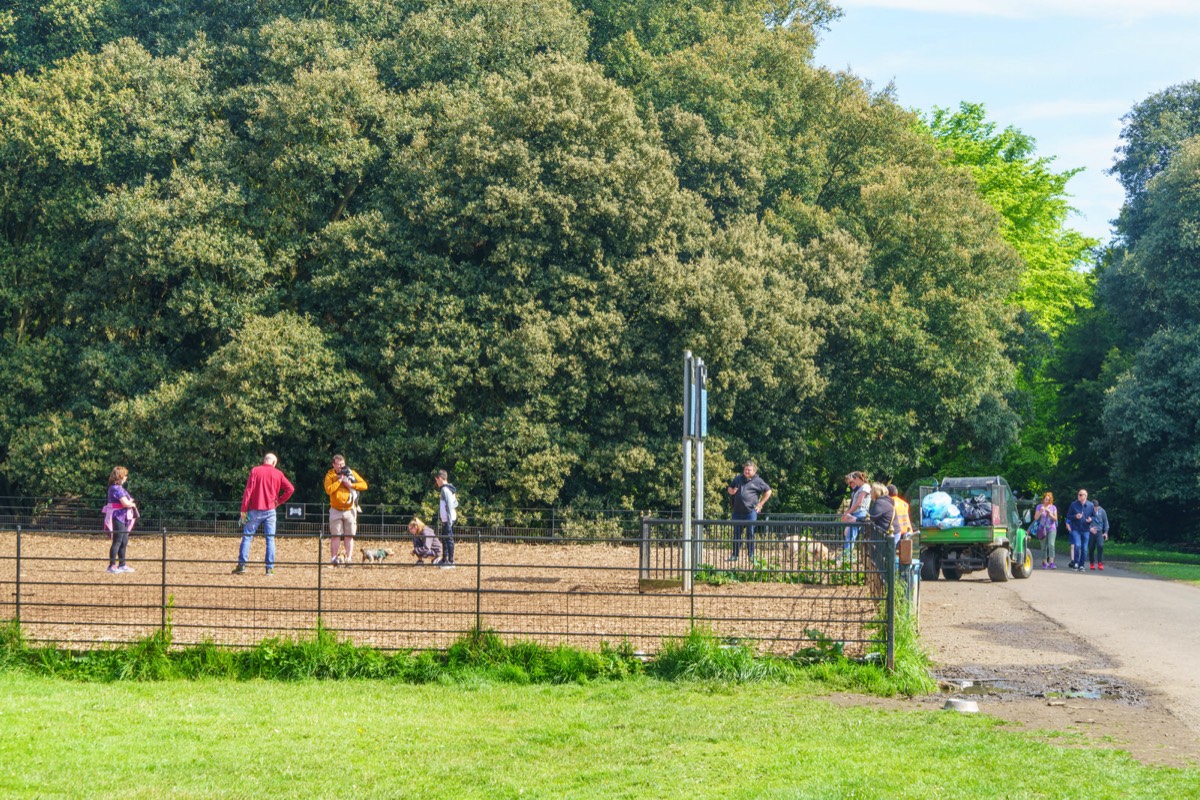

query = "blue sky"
[813,1,1200,245]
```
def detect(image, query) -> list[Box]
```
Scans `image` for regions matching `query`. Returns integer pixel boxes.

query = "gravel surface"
[897,563,1200,766]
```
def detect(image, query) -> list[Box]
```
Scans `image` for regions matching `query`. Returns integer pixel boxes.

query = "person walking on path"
[727,461,772,562]
[434,470,458,569]
[234,453,294,575]
[1089,498,1111,570]
[324,454,367,565]
[1066,488,1095,573]
[104,466,138,574]
[1035,492,1059,569]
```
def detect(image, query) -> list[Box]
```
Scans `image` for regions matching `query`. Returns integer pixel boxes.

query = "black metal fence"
[0,504,900,665]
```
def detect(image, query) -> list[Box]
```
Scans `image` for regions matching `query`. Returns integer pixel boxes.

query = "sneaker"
[107,565,120,573]
[432,557,443,565]
[118,565,135,573]
[1049,563,1057,569]
[1098,563,1104,570]
[265,568,274,575]
[1089,563,1096,570]
[231,565,246,574]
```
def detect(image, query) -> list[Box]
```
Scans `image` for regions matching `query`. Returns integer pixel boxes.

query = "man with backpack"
[434,469,459,569]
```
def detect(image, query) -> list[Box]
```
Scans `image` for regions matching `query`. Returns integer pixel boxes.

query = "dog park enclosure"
[0,503,898,659]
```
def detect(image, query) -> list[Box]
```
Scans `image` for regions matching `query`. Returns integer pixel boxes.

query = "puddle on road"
[936,674,1130,702]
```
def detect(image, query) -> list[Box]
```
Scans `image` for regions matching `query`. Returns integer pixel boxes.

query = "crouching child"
[409,517,443,565]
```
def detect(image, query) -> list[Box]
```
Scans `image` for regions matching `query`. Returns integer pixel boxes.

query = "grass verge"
[1105,541,1200,584]
[1,673,1197,798]
[0,615,934,696]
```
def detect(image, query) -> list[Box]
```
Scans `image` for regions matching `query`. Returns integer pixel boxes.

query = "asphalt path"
[995,562,1200,735]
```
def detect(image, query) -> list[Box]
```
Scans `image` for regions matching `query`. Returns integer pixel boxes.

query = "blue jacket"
[1066,500,1095,533]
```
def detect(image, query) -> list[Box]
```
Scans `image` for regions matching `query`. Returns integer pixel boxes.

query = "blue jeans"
[732,509,757,559]
[845,512,867,560]
[239,509,277,569]
[1068,527,1090,565]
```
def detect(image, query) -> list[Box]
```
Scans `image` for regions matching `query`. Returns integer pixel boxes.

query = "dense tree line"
[1050,81,1200,541]
[1,0,1032,512]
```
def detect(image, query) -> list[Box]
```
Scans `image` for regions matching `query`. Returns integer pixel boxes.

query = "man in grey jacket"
[1088,498,1111,571]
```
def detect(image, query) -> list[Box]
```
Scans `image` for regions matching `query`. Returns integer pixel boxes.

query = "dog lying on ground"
[782,535,832,569]
[361,548,394,564]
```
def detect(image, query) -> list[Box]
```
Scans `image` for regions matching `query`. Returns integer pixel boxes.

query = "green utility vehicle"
[913,476,1032,583]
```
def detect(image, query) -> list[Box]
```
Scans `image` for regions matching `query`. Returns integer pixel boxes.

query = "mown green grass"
[1105,542,1200,584]
[2,672,1197,799]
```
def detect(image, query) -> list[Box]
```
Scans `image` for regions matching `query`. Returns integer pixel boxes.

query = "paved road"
[948,563,1200,735]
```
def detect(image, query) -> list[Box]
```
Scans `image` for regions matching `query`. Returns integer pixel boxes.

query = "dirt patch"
[834,576,1200,767]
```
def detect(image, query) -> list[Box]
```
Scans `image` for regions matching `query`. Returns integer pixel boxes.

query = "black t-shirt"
[729,474,771,514]
[870,497,901,534]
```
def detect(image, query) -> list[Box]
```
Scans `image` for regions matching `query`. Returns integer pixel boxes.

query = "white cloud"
[836,0,1200,20]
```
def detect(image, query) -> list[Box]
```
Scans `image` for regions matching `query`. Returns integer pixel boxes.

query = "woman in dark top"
[868,482,902,544]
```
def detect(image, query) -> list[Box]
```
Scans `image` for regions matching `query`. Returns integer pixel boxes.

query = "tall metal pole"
[682,351,694,592]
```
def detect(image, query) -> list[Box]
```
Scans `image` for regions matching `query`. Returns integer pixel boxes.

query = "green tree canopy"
[1,0,1026,512]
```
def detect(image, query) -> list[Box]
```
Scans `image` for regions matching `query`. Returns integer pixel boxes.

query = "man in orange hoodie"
[324,454,368,565]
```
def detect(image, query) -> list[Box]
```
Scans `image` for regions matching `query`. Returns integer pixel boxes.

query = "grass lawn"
[2,673,1197,799]
[1106,542,1200,585]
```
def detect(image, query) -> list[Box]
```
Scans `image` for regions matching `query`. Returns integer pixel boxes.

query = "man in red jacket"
[234,453,295,574]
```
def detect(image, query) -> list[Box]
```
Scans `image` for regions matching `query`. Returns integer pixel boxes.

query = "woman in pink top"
[105,466,138,573]
[1035,492,1059,569]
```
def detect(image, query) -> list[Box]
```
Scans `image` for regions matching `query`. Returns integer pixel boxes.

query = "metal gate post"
[640,519,649,580]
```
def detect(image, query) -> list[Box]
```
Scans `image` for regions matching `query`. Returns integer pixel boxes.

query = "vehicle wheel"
[1011,545,1033,579]
[987,547,1011,582]
[920,550,939,581]
[941,565,961,581]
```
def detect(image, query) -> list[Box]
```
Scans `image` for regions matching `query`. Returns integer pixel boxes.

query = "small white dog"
[782,536,832,569]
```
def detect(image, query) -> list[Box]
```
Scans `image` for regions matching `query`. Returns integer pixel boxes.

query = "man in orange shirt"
[888,484,914,543]
[324,454,368,565]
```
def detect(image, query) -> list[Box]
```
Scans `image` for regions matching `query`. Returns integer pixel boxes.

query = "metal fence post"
[886,534,896,672]
[15,524,21,624]
[316,520,324,624]
[475,526,482,631]
[161,526,168,634]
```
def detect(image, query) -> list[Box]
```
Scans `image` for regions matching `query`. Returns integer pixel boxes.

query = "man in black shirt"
[727,461,772,562]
